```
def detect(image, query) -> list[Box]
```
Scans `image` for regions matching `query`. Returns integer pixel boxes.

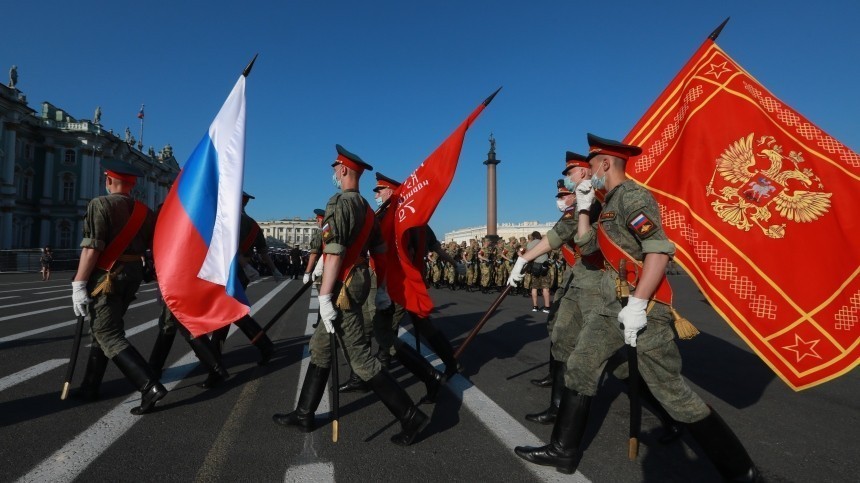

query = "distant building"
[259,217,320,250]
[0,82,179,249]
[444,221,557,244]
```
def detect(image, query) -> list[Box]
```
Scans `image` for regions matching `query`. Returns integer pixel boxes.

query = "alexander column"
[484,132,500,245]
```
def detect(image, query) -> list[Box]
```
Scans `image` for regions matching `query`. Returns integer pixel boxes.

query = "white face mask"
[375,196,384,207]
[556,198,569,212]
[332,172,342,189]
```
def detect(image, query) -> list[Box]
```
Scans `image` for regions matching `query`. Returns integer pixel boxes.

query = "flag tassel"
[671,307,699,340]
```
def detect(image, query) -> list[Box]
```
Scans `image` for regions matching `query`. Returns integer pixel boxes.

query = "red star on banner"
[705,61,731,79]
[782,334,822,363]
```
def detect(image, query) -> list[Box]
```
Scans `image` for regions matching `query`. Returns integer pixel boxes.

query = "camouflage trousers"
[479,263,493,287]
[466,265,477,285]
[309,266,381,381]
[545,268,574,336]
[564,305,710,423]
[550,284,602,363]
[87,274,141,358]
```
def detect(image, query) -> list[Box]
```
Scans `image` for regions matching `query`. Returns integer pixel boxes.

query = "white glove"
[71,281,91,317]
[243,263,261,283]
[318,293,336,334]
[375,286,392,310]
[302,272,311,285]
[508,257,528,287]
[273,269,285,282]
[576,179,595,211]
[618,296,648,347]
[312,256,324,279]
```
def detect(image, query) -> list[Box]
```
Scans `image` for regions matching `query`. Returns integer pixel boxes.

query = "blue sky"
[3,1,858,236]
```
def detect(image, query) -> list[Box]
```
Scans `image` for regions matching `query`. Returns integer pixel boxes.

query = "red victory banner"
[623,30,859,390]
[382,89,500,317]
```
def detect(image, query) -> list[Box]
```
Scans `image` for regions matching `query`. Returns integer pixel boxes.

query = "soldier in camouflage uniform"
[273,146,428,446]
[464,240,478,290]
[478,239,494,293]
[302,208,326,285]
[210,192,282,364]
[530,173,584,388]
[70,160,167,415]
[515,134,759,480]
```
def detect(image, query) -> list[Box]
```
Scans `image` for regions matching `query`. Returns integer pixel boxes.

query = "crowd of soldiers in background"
[245,246,310,280]
[424,236,567,294]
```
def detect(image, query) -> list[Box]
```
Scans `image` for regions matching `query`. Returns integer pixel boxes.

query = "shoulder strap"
[240,220,261,253]
[596,222,673,305]
[333,204,375,282]
[96,200,148,271]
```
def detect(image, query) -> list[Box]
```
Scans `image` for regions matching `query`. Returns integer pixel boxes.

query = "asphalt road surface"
[0,271,856,482]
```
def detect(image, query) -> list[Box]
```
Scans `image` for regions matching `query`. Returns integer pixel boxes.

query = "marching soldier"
[211,191,282,364]
[515,134,758,480]
[147,201,230,389]
[302,208,326,285]
[70,160,166,414]
[530,171,586,388]
[273,146,428,446]
[511,154,679,437]
[371,171,461,382]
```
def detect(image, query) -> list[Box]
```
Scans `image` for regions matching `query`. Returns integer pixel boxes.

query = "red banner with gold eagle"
[624,38,859,390]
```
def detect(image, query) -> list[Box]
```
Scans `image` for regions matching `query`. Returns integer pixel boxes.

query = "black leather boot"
[394,340,443,404]
[338,371,370,393]
[515,389,591,474]
[531,356,557,387]
[688,408,760,482]
[211,325,229,358]
[376,347,391,369]
[147,329,176,380]
[72,345,109,401]
[526,360,564,424]
[424,330,460,379]
[273,363,330,431]
[638,383,683,444]
[113,346,168,415]
[368,370,429,446]
[185,334,230,389]
[235,316,273,365]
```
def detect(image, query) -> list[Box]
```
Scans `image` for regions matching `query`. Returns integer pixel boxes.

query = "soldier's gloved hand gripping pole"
[62,281,93,399]
[617,260,643,459]
[61,308,90,400]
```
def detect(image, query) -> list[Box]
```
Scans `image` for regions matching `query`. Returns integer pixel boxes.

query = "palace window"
[61,173,75,203]
[63,149,76,166]
[57,220,72,248]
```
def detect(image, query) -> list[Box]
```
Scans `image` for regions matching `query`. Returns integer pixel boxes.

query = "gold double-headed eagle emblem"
[705,133,832,239]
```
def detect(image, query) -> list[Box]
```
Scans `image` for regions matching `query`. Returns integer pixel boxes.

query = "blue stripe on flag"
[177,135,219,246]
[226,255,249,305]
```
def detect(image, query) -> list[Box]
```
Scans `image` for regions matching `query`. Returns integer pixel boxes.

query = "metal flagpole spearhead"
[708,17,730,41]
[243,54,259,78]
[483,86,503,107]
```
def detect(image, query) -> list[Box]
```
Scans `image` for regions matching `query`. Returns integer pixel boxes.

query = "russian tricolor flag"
[153,75,250,337]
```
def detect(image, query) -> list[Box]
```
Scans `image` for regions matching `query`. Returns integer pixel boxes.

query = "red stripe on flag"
[153,176,249,337]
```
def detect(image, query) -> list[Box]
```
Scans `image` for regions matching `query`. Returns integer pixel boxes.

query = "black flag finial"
[483,86,503,106]
[243,54,259,78]
[708,17,730,41]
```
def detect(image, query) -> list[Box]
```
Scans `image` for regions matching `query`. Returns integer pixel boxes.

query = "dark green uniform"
[308,189,384,381]
[546,205,604,368]
[572,180,708,422]
[82,193,155,357]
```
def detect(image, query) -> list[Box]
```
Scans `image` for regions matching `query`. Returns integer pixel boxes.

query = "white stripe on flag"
[198,75,247,287]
